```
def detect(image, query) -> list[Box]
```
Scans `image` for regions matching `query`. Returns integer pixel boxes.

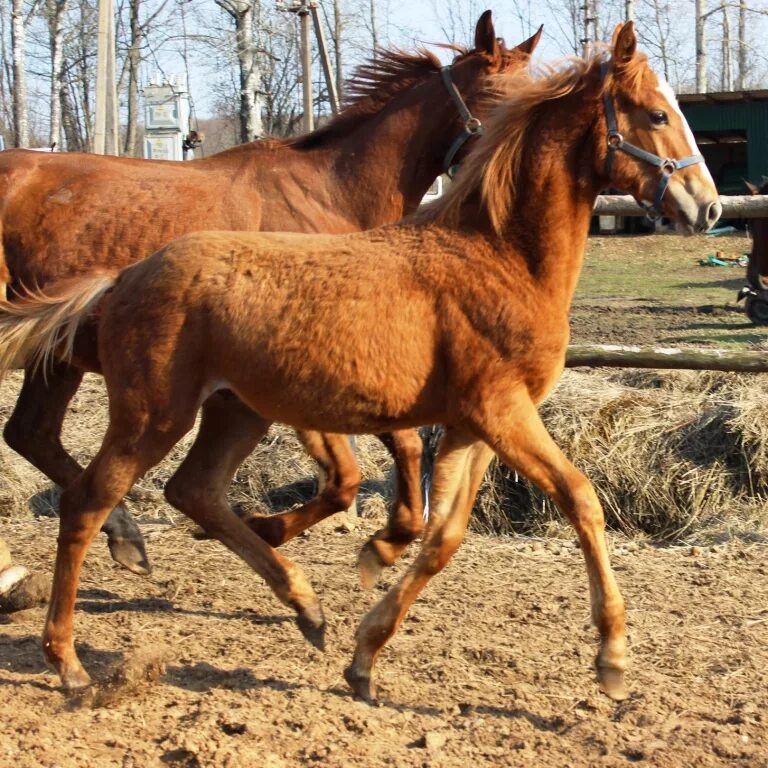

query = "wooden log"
[566,344,768,373]
[593,194,768,218]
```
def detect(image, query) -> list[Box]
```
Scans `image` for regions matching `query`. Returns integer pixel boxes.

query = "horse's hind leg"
[164,402,326,649]
[240,431,361,547]
[470,395,627,701]
[44,414,195,688]
[358,429,425,589]
[4,363,150,575]
[345,428,493,701]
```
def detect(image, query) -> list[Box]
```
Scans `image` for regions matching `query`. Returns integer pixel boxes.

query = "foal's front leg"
[345,428,493,700]
[470,394,628,701]
[3,364,150,575]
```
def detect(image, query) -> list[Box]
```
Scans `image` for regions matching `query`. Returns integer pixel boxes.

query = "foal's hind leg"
[470,396,627,701]
[243,431,361,547]
[4,364,149,575]
[44,416,195,688]
[345,428,493,701]
[358,429,425,589]
[164,406,326,649]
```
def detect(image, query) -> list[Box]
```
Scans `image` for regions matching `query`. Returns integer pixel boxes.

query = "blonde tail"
[0,275,116,380]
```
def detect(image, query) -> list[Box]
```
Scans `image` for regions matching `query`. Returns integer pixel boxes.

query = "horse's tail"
[0,211,11,300]
[0,274,116,380]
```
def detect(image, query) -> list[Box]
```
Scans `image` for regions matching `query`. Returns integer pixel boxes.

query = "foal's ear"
[474,10,500,58]
[612,21,637,65]
[744,179,760,195]
[515,24,543,55]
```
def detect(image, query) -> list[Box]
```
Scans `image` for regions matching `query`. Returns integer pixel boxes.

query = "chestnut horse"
[0,22,720,700]
[739,179,768,323]
[0,12,540,575]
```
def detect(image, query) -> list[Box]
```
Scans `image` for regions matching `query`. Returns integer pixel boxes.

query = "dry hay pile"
[1,369,768,542]
[473,369,768,542]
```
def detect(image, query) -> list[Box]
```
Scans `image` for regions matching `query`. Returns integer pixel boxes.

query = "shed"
[679,90,768,194]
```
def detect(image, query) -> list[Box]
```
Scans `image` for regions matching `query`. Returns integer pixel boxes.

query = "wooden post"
[311,5,339,114]
[94,0,118,155]
[299,5,313,133]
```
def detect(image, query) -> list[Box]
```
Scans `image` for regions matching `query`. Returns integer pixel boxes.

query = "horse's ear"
[474,10,500,57]
[613,21,637,65]
[515,24,543,55]
[745,179,760,195]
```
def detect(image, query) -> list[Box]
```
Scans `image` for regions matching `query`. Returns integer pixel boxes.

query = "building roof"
[679,90,768,104]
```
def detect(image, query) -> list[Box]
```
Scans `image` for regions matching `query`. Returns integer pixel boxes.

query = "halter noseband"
[440,64,483,177]
[600,61,703,221]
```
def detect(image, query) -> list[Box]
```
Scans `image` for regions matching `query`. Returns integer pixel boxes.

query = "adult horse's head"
[438,11,543,172]
[599,22,721,233]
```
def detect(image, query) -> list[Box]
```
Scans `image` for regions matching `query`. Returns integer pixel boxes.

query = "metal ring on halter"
[660,159,677,174]
[607,131,623,148]
[465,117,483,134]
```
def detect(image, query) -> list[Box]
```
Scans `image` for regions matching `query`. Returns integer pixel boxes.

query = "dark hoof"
[108,537,151,576]
[343,664,376,702]
[296,611,326,651]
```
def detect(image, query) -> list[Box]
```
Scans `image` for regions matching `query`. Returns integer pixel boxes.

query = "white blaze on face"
[656,77,716,188]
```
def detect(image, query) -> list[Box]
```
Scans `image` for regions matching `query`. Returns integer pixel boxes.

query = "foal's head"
[598,22,721,232]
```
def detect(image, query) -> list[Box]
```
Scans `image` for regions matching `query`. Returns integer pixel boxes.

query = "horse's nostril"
[705,200,723,229]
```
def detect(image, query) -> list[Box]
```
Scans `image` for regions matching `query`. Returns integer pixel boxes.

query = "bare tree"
[215,0,263,142]
[11,0,35,146]
[721,4,732,90]
[44,0,67,147]
[695,0,707,91]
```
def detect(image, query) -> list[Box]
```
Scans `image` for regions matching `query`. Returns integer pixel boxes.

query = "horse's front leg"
[3,363,150,575]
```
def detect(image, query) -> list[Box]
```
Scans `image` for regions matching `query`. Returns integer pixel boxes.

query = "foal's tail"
[0,274,116,380]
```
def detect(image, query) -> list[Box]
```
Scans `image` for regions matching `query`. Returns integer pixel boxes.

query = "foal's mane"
[418,47,650,234]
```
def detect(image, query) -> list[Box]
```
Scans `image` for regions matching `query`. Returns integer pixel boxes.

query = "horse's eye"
[650,110,668,126]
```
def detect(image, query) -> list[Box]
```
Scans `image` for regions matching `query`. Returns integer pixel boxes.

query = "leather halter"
[600,61,703,220]
[440,64,483,177]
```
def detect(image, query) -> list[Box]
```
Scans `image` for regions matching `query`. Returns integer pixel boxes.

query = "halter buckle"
[607,131,623,148]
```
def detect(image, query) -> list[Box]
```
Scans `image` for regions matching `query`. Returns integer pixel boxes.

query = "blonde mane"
[417,47,651,234]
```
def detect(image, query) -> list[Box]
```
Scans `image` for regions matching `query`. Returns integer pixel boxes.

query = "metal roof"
[679,90,768,104]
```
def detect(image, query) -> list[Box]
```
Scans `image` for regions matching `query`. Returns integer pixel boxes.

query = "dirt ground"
[1,231,768,767]
[1,519,767,768]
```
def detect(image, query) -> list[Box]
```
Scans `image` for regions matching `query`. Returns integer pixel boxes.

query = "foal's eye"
[649,110,668,126]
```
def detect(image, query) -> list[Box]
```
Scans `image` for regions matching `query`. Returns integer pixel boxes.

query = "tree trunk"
[720,7,732,91]
[737,0,747,89]
[216,0,262,143]
[11,0,28,147]
[46,0,68,148]
[334,0,342,101]
[695,0,707,92]
[123,0,141,156]
[369,0,377,56]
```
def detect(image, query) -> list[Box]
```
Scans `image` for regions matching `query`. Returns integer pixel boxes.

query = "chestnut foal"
[0,12,539,575]
[0,23,720,700]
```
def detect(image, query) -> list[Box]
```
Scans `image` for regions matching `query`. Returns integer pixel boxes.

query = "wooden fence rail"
[566,344,768,373]
[594,194,768,218]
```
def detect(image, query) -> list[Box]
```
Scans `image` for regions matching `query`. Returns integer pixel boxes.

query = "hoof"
[343,664,376,702]
[358,542,387,591]
[61,664,92,691]
[597,663,628,702]
[296,608,326,651]
[108,537,151,576]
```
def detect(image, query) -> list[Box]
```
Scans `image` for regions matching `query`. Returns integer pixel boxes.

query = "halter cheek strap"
[600,61,703,220]
[440,65,483,177]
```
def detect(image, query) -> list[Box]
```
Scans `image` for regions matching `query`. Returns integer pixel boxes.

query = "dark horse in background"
[739,179,768,323]
[0,12,540,574]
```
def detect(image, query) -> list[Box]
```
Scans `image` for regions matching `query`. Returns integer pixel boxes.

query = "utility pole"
[94,0,119,154]
[280,1,340,134]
